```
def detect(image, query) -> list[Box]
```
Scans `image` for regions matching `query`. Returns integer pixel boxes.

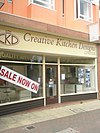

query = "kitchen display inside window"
[85,68,91,88]
[60,66,95,94]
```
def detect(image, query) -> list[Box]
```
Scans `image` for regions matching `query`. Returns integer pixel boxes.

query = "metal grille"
[26,125,35,130]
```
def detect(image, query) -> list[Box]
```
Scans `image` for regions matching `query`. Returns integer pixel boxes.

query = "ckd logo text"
[0,30,19,45]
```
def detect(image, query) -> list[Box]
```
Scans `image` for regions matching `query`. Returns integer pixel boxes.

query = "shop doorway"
[46,65,58,105]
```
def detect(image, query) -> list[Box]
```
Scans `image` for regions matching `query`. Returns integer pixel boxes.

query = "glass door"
[46,65,58,105]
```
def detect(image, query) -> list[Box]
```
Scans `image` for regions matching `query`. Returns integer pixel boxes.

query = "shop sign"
[0,31,19,46]
[0,66,39,93]
[23,33,96,56]
[0,28,97,57]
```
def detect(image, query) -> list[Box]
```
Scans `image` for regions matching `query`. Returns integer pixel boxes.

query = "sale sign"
[0,66,39,93]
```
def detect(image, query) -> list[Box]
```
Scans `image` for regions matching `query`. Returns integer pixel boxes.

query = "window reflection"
[0,51,43,63]
[27,64,43,98]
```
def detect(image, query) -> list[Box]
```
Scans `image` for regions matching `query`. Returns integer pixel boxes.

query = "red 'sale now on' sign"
[0,66,39,93]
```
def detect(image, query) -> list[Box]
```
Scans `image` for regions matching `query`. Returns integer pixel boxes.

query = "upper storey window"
[75,0,92,21]
[29,0,55,10]
[8,0,12,2]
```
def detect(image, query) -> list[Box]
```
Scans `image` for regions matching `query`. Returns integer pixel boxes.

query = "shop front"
[0,25,98,115]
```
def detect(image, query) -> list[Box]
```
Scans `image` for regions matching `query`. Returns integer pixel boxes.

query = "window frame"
[75,0,93,21]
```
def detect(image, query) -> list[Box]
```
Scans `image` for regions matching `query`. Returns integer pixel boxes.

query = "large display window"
[0,51,97,105]
[60,56,96,94]
[60,65,95,94]
[0,52,43,104]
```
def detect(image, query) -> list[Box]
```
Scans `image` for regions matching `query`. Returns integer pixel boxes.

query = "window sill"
[74,18,93,23]
[60,90,97,96]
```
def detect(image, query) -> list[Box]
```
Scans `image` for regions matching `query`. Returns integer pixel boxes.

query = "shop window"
[60,57,94,64]
[27,64,43,98]
[30,55,43,63]
[0,64,43,104]
[60,66,95,94]
[29,0,55,9]
[75,0,92,21]
[45,56,57,63]
[0,51,43,63]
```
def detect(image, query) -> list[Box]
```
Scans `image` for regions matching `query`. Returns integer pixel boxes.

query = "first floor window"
[75,0,92,21]
[30,0,55,9]
[8,0,12,2]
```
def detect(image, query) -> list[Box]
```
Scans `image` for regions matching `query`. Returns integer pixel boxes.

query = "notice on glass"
[61,74,65,80]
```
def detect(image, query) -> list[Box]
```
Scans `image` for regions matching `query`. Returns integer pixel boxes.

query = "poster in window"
[61,74,65,80]
[78,68,84,84]
[85,69,91,87]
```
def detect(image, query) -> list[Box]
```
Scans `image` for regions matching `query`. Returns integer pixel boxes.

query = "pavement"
[0,99,100,132]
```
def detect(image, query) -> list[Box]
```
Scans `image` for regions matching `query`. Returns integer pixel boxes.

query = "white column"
[43,56,46,106]
[58,57,61,103]
[95,58,98,98]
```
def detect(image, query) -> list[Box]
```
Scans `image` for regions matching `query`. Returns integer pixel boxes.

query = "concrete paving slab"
[56,127,80,133]
[1,100,100,132]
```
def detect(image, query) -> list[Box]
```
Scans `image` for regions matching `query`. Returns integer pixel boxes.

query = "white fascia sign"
[0,66,39,94]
